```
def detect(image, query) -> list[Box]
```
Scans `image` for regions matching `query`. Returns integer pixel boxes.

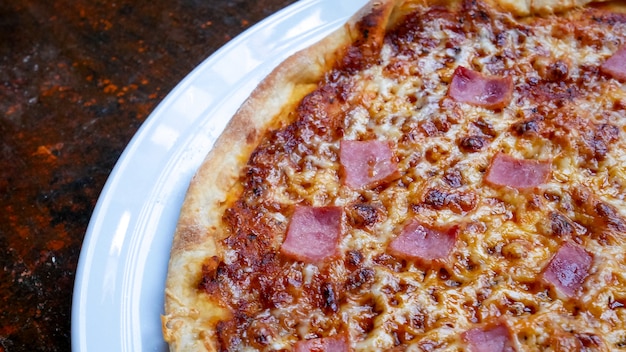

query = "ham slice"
[485,153,551,189]
[448,66,513,109]
[462,323,515,352]
[542,243,593,297]
[387,220,457,264]
[294,335,349,352]
[601,45,626,81]
[340,140,399,189]
[280,206,342,263]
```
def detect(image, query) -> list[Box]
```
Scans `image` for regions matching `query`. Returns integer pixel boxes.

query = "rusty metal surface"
[0,0,296,350]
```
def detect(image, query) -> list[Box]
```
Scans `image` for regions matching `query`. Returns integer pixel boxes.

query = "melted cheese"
[211,2,626,351]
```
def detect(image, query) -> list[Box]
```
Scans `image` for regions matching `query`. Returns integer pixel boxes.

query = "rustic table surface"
[0,0,296,350]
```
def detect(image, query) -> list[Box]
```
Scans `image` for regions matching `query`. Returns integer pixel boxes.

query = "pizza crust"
[490,0,589,15]
[162,0,626,350]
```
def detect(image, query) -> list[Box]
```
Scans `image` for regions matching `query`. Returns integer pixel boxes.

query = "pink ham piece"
[448,66,513,109]
[485,153,551,189]
[280,206,342,264]
[387,220,457,264]
[601,45,626,81]
[293,335,350,352]
[340,140,399,190]
[542,243,593,297]
[462,323,516,352]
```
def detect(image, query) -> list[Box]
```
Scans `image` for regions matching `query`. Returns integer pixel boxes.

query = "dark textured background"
[0,0,296,350]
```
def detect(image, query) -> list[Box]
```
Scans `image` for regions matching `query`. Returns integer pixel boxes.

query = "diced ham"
[340,140,399,190]
[485,153,551,189]
[601,45,626,81]
[462,323,515,352]
[448,66,513,109]
[294,335,349,352]
[387,220,457,264]
[542,243,593,297]
[280,206,342,264]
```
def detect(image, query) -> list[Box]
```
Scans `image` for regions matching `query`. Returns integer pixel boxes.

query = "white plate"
[71,0,368,351]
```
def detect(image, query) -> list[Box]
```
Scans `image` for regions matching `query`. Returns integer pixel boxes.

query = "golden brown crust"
[163,0,626,351]
[485,0,614,16]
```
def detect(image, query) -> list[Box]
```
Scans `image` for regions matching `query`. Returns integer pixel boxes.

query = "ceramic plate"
[71,0,368,351]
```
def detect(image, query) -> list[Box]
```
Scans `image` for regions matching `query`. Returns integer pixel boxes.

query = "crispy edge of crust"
[161,0,398,351]
[486,0,614,16]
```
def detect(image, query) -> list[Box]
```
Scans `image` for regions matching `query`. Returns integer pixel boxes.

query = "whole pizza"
[161,0,626,351]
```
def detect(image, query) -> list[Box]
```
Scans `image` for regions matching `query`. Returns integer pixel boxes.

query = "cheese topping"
[199,2,626,351]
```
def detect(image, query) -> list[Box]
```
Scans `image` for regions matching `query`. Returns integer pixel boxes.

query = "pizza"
[161,0,626,351]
